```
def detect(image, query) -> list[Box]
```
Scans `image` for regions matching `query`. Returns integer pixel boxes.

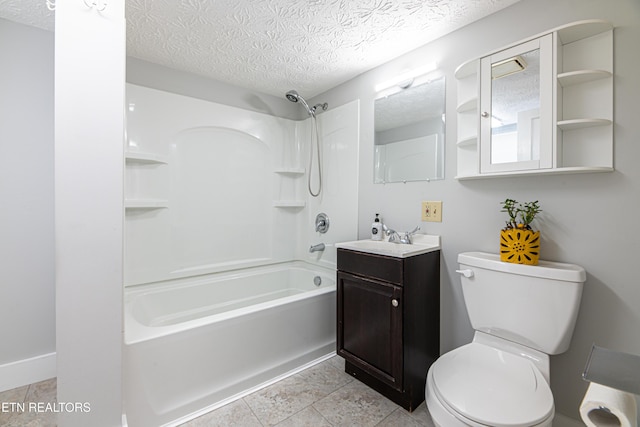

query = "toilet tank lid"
[458,252,586,282]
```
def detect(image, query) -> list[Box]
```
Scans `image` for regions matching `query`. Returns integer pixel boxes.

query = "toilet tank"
[457,252,586,355]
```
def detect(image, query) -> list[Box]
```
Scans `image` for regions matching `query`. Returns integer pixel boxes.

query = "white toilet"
[426,252,586,427]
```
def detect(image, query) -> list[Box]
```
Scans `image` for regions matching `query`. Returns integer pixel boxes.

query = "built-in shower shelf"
[125,151,168,164]
[273,200,306,208]
[274,168,305,175]
[125,199,169,209]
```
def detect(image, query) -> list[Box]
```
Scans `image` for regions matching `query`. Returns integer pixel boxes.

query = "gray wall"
[0,19,55,366]
[127,57,302,120]
[313,0,640,420]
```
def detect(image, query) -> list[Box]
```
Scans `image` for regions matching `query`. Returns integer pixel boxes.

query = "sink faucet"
[383,224,420,244]
[309,243,325,253]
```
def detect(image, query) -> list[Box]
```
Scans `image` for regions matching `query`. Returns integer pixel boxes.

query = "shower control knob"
[391,299,399,307]
[315,213,330,234]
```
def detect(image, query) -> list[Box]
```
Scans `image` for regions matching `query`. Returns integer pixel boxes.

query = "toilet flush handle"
[455,269,474,278]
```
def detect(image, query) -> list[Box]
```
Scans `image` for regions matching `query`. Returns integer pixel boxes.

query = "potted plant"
[500,199,542,265]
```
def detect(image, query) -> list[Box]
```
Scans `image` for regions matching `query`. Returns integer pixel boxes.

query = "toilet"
[426,252,586,427]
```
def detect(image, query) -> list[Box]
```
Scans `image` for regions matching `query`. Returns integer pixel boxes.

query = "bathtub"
[123,261,337,427]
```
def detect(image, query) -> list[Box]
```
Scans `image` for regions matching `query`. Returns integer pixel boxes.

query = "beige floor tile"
[274,405,332,427]
[377,407,428,427]
[326,355,345,371]
[0,384,29,404]
[402,402,436,427]
[25,378,57,404]
[244,374,330,426]
[313,380,398,427]
[296,359,353,395]
[0,379,57,427]
[179,399,261,427]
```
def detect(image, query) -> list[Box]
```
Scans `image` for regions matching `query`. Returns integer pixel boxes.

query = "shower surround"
[123,84,359,426]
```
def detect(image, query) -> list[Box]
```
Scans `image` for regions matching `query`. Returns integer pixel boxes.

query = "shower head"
[285,89,313,116]
[285,90,300,103]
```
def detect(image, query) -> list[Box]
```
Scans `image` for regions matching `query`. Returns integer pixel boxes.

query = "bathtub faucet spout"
[309,243,325,253]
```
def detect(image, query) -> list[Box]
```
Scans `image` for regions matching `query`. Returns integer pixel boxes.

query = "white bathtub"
[123,261,337,427]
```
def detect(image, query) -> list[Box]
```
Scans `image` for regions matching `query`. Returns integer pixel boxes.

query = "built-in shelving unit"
[272,167,306,208]
[454,58,480,178]
[125,150,170,210]
[454,19,613,179]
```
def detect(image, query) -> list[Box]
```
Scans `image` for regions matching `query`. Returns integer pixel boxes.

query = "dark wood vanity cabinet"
[337,248,440,412]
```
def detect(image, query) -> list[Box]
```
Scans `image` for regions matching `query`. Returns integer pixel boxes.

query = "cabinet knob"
[391,299,399,307]
[481,112,489,118]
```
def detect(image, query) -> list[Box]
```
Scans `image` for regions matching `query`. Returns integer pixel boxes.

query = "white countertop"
[335,234,440,258]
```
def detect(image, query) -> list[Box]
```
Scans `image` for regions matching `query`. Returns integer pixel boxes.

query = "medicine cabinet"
[455,20,613,179]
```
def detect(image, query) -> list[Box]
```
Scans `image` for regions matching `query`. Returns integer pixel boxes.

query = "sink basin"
[335,234,440,258]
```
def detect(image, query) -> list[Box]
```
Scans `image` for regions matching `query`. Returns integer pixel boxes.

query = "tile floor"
[0,376,57,427]
[0,356,435,427]
[180,356,435,427]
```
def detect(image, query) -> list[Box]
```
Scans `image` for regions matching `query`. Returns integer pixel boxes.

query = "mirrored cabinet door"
[479,34,553,173]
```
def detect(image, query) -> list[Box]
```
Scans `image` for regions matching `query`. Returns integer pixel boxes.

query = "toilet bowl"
[426,252,585,427]
[426,335,554,427]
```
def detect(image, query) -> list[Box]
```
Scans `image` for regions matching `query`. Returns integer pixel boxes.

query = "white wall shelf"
[125,199,169,209]
[455,166,613,180]
[454,58,478,79]
[274,168,305,175]
[558,70,611,87]
[456,136,477,147]
[456,98,477,113]
[556,19,612,44]
[125,151,168,164]
[557,118,611,131]
[272,200,306,208]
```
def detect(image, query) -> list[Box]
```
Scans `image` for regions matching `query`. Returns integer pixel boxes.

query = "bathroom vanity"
[335,237,440,411]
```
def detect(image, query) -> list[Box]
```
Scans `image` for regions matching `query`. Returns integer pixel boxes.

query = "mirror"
[480,35,552,173]
[374,76,445,183]
[490,48,540,164]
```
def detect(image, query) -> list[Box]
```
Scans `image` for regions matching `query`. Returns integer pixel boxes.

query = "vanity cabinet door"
[337,271,403,391]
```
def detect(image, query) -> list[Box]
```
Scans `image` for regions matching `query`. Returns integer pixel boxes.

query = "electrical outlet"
[421,201,442,222]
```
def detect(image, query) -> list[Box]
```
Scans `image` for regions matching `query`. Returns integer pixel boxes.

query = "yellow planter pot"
[500,229,540,265]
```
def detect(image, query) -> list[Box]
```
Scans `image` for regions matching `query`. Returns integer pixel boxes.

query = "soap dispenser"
[371,214,382,241]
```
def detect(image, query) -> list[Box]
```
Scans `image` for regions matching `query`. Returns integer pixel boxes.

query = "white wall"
[55,1,125,425]
[314,0,640,421]
[127,57,301,120]
[0,18,55,391]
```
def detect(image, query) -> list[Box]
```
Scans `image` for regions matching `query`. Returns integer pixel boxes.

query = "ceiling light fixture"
[374,62,438,93]
[492,55,527,79]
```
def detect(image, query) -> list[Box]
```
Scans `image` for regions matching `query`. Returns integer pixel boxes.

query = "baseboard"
[0,352,56,393]
[553,413,583,427]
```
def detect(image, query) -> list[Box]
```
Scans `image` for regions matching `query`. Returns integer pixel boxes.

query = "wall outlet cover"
[422,201,442,222]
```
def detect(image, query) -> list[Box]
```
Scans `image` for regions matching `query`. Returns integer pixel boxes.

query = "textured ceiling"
[1,0,521,98]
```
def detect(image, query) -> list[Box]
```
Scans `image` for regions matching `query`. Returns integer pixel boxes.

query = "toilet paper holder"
[583,344,640,395]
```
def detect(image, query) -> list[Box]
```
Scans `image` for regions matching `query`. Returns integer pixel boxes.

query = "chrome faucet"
[383,224,420,244]
[309,243,325,253]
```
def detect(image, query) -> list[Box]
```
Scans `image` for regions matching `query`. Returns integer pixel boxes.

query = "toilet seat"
[431,343,554,427]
